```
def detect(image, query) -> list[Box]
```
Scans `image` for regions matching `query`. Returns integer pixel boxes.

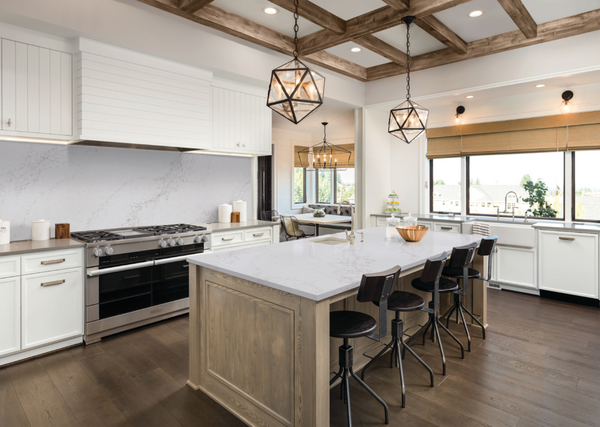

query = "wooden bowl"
[396,225,429,242]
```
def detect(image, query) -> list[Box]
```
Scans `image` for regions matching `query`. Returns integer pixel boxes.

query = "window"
[430,158,462,213]
[316,169,332,203]
[468,152,564,219]
[573,151,600,221]
[335,169,355,204]
[293,167,306,204]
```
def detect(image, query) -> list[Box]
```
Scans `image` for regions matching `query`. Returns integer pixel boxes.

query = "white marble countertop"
[532,222,600,233]
[0,238,85,257]
[187,227,481,301]
[206,220,279,232]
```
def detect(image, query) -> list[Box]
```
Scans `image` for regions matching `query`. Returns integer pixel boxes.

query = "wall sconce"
[560,90,573,114]
[455,105,465,125]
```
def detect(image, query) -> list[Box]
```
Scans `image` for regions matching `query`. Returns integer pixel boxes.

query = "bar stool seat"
[411,277,458,293]
[442,267,481,279]
[375,291,424,311]
[330,311,377,339]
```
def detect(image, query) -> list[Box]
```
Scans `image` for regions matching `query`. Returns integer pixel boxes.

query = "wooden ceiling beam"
[367,8,600,81]
[353,35,407,66]
[497,0,537,39]
[136,0,367,81]
[299,0,474,55]
[267,0,346,35]
[179,0,214,14]
[381,0,410,13]
[417,15,467,53]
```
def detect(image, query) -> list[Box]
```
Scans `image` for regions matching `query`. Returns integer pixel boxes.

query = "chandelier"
[297,122,351,170]
[388,16,429,144]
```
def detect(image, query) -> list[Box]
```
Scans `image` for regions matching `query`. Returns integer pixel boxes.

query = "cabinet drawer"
[22,248,82,275]
[22,267,83,349]
[244,228,272,242]
[417,221,433,229]
[0,276,20,357]
[212,231,244,248]
[433,223,460,233]
[0,255,20,279]
[376,218,387,227]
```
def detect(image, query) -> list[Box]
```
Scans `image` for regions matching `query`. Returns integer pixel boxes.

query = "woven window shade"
[294,146,310,168]
[426,136,461,159]
[562,123,600,151]
[294,144,355,168]
[336,144,355,168]
[461,128,566,156]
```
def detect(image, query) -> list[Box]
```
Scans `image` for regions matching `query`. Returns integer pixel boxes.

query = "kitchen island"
[187,227,483,427]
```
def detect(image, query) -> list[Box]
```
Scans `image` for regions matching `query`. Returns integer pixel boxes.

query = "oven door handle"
[86,261,155,277]
[154,251,213,266]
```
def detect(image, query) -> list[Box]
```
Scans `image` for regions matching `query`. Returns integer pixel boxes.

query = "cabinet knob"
[242,144,246,148]
[7,118,11,127]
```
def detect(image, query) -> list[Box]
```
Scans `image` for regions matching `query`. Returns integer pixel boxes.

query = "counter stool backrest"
[420,252,448,284]
[447,241,479,269]
[477,235,498,281]
[357,265,401,341]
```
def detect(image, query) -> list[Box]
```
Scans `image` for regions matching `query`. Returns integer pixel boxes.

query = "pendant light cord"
[293,0,299,59]
[405,20,411,100]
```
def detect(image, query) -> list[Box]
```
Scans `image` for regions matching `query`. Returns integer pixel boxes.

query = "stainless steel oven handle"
[86,261,155,277]
[154,251,213,266]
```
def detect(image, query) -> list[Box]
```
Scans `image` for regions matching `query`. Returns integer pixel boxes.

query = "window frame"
[334,168,356,205]
[292,167,307,205]
[464,153,566,220]
[315,168,334,204]
[571,151,600,223]
[429,158,463,215]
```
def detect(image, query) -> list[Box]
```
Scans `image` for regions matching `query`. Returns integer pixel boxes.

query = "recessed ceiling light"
[350,47,361,53]
[466,95,474,99]
[262,6,278,15]
[536,84,545,88]
[469,10,484,18]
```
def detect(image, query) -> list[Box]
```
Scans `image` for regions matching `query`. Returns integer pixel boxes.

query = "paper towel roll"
[218,204,233,223]
[32,219,51,241]
[0,220,10,245]
[232,200,247,222]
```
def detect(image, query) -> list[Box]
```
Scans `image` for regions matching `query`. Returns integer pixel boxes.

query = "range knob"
[194,236,202,243]
[201,235,208,243]
[158,239,167,248]
[167,238,176,247]
[93,247,103,257]
[176,237,184,246]
[104,246,114,256]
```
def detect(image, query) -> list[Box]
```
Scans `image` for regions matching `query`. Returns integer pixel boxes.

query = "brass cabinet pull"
[559,237,575,241]
[441,227,452,230]
[41,279,65,287]
[253,233,264,237]
[222,237,235,241]
[41,258,66,265]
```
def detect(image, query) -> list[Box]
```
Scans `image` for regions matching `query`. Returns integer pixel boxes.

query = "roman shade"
[426,110,600,158]
[294,144,355,168]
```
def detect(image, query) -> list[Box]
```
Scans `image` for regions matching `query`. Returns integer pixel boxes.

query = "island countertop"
[188,227,481,301]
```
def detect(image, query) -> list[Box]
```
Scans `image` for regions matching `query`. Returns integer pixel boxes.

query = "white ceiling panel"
[212,0,322,38]
[325,42,389,68]
[310,0,387,20]
[433,0,519,42]
[374,25,448,56]
[521,0,600,24]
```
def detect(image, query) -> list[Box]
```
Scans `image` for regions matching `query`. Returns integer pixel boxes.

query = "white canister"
[32,219,51,241]
[218,204,233,223]
[0,220,10,245]
[232,200,247,222]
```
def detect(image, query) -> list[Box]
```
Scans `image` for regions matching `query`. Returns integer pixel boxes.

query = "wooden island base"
[187,255,486,427]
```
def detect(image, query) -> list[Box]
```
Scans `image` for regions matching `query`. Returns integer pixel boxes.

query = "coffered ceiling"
[136,0,600,82]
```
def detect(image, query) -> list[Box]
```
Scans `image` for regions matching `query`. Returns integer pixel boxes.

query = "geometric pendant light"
[267,0,325,124]
[388,16,429,143]
[296,122,352,170]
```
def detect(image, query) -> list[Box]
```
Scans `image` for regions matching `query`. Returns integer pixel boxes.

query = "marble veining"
[0,141,252,241]
[188,227,482,301]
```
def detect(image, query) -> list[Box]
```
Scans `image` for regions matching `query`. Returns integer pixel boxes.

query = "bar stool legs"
[330,338,389,427]
[439,285,486,352]
[360,313,434,408]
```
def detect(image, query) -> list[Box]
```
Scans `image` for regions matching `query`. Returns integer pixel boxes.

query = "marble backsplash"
[0,141,252,241]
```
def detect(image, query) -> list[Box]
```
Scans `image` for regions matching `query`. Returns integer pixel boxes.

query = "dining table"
[292,213,352,236]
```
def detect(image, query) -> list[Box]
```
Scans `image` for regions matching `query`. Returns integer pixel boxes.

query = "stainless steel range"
[71,224,211,344]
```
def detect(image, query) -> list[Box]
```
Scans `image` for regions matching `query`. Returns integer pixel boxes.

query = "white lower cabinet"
[538,231,598,299]
[22,267,83,349]
[417,221,433,229]
[0,276,20,357]
[433,223,461,233]
[493,246,536,290]
[212,226,279,253]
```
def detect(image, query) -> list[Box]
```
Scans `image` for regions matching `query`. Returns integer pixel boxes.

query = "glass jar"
[386,216,401,239]
[404,213,418,227]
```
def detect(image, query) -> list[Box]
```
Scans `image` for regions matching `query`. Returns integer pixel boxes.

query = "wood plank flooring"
[1,289,599,427]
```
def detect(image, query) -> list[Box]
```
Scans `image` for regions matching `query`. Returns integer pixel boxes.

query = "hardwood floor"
[1,289,599,427]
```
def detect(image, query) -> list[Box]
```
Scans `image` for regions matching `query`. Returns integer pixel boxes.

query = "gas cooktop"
[71,224,208,243]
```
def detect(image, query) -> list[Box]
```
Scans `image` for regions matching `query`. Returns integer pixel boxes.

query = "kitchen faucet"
[337,201,363,243]
[503,191,519,221]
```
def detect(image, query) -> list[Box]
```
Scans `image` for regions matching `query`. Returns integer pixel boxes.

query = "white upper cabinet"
[77,38,212,151]
[212,79,272,156]
[1,39,73,138]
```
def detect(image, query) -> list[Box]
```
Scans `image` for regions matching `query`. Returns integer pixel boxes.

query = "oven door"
[153,251,212,305]
[87,261,155,320]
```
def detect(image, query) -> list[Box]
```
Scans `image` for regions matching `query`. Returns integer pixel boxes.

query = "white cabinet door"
[417,221,433,229]
[22,267,83,349]
[0,255,20,279]
[433,223,461,233]
[493,246,536,289]
[538,231,598,299]
[0,276,20,357]
[1,39,72,137]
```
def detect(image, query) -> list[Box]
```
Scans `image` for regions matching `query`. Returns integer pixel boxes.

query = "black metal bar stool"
[405,252,465,376]
[330,267,398,426]
[440,236,497,351]
[359,267,434,408]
